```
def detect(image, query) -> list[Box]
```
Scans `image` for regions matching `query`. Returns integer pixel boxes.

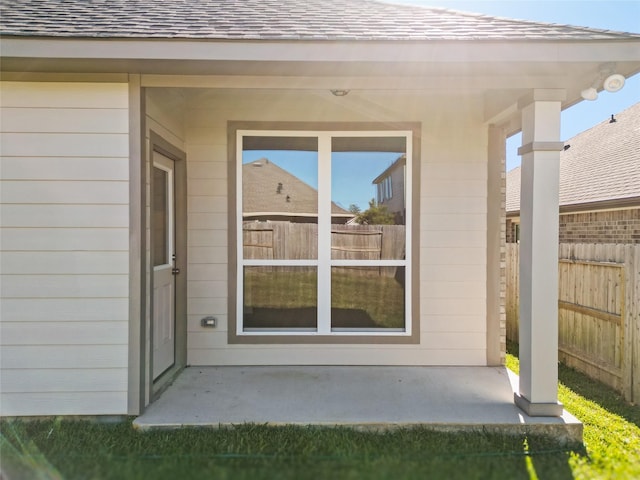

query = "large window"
[236,130,413,338]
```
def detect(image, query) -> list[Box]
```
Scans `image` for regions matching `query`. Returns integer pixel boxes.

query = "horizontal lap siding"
[420,111,488,346]
[0,81,129,416]
[185,92,487,366]
[185,107,228,368]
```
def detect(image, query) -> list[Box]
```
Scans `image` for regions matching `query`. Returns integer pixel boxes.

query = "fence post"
[631,245,639,403]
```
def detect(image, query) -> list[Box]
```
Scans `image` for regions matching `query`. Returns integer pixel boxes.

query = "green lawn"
[2,347,639,480]
[0,421,581,480]
[506,343,640,480]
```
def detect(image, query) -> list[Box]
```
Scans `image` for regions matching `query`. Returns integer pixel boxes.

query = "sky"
[390,0,640,170]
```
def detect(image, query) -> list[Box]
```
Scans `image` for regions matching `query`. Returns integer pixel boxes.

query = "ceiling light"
[330,89,350,97]
[603,74,625,93]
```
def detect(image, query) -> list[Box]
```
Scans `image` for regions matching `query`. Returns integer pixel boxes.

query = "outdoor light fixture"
[580,86,598,101]
[580,64,626,101]
[603,73,625,93]
[330,89,350,97]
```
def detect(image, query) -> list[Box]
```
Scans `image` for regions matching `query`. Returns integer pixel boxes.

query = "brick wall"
[506,219,517,243]
[506,208,640,244]
[559,208,640,244]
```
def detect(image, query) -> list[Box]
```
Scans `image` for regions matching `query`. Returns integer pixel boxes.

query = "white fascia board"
[2,38,639,64]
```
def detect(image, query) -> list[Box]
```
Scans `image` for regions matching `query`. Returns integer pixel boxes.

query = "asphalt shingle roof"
[1,0,638,40]
[506,102,640,213]
[243,158,351,219]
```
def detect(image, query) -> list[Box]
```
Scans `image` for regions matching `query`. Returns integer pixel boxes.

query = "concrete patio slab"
[133,366,582,443]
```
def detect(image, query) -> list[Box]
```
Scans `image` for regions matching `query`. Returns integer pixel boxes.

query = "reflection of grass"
[244,268,404,328]
[332,270,404,327]
[244,268,317,308]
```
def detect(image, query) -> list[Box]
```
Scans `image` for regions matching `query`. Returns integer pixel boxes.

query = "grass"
[0,422,581,480]
[506,342,640,480]
[2,347,639,480]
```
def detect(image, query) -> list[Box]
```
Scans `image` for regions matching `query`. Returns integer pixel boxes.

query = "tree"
[348,204,361,215]
[354,199,395,225]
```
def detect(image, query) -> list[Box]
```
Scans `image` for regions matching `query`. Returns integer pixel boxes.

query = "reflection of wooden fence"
[331,225,405,277]
[243,222,405,277]
[243,222,318,260]
[506,243,639,403]
[331,228,382,260]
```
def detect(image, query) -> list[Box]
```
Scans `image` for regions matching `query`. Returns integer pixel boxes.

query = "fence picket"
[506,243,639,403]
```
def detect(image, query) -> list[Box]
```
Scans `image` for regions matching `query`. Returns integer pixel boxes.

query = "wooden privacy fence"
[243,221,405,277]
[243,221,318,260]
[506,243,639,403]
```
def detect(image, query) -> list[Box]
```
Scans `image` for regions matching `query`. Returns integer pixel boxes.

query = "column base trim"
[514,393,564,417]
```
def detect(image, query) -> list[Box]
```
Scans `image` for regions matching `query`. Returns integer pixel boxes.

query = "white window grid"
[236,130,412,336]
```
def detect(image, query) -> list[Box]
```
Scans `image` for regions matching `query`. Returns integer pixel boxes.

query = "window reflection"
[152,167,168,267]
[373,155,406,225]
[331,267,405,330]
[238,132,411,336]
[242,156,318,223]
[331,137,406,260]
[243,266,317,330]
[242,136,325,260]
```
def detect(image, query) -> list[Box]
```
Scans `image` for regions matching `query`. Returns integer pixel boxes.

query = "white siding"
[0,81,129,416]
[183,91,488,366]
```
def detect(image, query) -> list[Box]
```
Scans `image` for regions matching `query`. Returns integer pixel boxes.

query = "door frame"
[149,130,187,399]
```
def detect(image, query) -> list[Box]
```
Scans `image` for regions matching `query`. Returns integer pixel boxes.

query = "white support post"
[514,89,565,417]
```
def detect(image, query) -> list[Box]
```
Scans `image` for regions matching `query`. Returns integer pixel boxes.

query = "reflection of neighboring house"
[243,158,352,223]
[372,155,406,224]
[507,102,640,244]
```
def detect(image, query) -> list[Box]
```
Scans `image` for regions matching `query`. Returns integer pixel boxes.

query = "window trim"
[227,121,421,345]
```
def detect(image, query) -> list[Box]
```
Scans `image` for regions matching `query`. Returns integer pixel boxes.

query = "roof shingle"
[1,0,638,41]
[243,158,351,219]
[506,102,640,213]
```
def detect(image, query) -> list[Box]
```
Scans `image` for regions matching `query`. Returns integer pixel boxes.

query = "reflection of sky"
[243,150,402,210]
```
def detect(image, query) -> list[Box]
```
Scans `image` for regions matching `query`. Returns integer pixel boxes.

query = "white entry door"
[152,152,176,379]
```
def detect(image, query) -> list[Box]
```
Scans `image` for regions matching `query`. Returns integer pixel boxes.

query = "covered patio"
[1,0,638,428]
[133,366,581,443]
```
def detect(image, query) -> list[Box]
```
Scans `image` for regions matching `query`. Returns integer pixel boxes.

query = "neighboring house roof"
[242,158,351,219]
[506,102,640,215]
[373,155,406,185]
[1,0,638,40]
